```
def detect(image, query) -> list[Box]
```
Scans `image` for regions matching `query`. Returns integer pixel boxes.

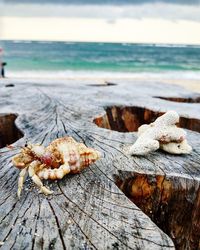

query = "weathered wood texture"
[0,80,200,250]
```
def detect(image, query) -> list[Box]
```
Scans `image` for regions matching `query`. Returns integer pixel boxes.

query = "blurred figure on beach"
[0,47,6,78]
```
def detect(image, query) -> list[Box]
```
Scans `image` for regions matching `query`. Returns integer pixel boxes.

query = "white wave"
[6,69,200,80]
[138,43,200,48]
[9,40,200,48]
[13,40,24,43]
[36,41,52,44]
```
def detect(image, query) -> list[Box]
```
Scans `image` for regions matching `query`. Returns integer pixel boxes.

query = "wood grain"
[0,80,199,250]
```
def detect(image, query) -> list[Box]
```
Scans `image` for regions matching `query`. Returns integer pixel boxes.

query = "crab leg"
[17,167,28,198]
[28,161,53,195]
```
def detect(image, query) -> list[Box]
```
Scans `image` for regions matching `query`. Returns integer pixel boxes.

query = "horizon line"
[1,39,200,47]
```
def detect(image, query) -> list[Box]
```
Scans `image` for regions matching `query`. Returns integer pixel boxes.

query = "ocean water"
[1,40,200,79]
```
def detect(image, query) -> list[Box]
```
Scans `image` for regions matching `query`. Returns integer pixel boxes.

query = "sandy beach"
[2,40,200,95]
[1,76,200,93]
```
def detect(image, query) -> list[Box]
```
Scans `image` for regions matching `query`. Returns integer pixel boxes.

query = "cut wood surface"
[0,80,200,250]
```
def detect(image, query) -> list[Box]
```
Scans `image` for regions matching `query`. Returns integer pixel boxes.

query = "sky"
[1,0,200,44]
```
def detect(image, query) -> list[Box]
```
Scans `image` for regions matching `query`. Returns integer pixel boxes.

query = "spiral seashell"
[12,136,101,197]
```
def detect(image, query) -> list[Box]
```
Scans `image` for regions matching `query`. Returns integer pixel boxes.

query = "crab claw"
[12,155,26,169]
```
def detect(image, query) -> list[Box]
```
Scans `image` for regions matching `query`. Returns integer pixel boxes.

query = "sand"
[118,78,200,93]
[0,76,200,93]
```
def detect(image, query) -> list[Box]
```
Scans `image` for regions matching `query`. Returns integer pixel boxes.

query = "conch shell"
[12,137,101,197]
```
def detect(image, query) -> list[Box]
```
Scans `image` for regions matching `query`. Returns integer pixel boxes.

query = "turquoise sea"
[1,40,200,79]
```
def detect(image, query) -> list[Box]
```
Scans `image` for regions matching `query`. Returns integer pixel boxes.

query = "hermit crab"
[12,137,101,198]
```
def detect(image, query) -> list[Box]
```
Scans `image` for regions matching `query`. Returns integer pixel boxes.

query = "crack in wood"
[93,106,200,133]
[115,172,200,250]
[155,95,200,103]
[48,200,67,250]
[53,199,99,250]
[57,184,137,250]
[1,192,30,244]
[0,114,23,148]
[31,197,41,250]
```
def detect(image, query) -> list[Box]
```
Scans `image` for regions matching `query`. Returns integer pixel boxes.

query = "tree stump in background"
[0,80,199,250]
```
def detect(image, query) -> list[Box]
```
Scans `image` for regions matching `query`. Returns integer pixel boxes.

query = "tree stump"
[0,80,199,250]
